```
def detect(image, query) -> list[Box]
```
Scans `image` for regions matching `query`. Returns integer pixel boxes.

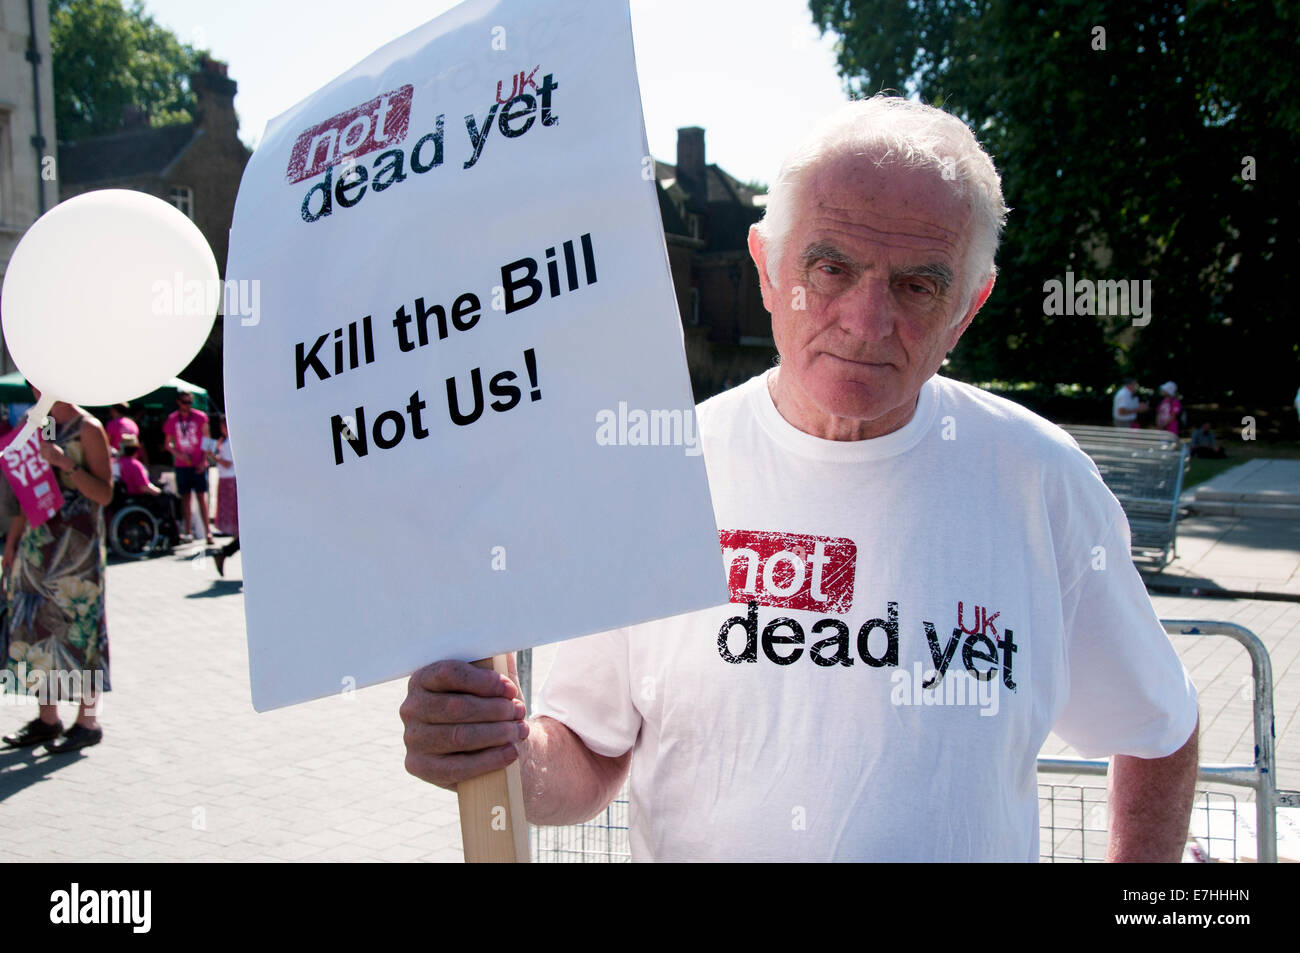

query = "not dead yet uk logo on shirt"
[715,529,1019,714]
[170,416,205,460]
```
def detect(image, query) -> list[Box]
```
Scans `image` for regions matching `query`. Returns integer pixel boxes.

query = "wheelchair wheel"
[109,505,160,559]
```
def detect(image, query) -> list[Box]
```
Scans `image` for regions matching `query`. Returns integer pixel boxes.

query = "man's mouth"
[823,353,893,369]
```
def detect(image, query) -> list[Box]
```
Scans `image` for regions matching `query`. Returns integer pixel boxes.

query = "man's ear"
[747,224,775,313]
[946,275,995,352]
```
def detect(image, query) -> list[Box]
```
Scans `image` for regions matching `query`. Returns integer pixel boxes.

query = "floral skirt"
[216,476,238,536]
[2,503,110,702]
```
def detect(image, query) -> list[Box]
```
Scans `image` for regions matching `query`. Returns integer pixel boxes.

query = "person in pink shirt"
[104,404,140,455]
[1155,381,1184,437]
[163,392,212,544]
[117,435,156,496]
[117,434,181,526]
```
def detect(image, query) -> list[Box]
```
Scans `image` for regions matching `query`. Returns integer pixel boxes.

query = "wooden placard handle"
[456,655,530,862]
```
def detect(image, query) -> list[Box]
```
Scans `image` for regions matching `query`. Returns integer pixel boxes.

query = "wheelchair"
[106,480,182,559]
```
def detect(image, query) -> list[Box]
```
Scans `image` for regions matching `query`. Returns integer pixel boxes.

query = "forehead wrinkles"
[810,218,957,258]
[792,155,972,256]
[810,203,965,254]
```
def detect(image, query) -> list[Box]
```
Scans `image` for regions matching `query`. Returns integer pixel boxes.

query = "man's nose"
[830,276,897,342]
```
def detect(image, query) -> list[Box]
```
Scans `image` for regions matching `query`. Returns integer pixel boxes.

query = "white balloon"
[1,189,219,407]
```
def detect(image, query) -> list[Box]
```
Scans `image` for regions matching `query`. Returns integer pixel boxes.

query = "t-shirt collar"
[750,367,938,462]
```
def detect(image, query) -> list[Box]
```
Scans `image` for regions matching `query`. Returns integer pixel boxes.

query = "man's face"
[177,395,193,413]
[750,154,990,436]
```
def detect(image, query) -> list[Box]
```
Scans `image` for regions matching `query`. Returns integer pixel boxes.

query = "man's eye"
[819,264,845,276]
[901,280,935,296]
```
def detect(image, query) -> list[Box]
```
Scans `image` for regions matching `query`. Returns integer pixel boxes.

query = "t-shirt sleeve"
[532,626,640,758]
[1050,485,1199,760]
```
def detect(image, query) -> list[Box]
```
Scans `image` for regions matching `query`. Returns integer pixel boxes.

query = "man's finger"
[404,743,520,787]
[401,690,522,726]
[412,659,514,697]
[405,718,529,756]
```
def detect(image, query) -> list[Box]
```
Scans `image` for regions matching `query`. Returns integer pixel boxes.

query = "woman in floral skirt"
[1,388,113,754]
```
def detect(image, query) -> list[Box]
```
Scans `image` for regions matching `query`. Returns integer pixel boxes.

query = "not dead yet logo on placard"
[289,70,560,223]
[286,85,415,183]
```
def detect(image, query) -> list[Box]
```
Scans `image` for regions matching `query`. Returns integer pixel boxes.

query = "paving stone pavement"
[1041,593,1300,793]
[1157,460,1300,594]
[0,536,1295,862]
[1149,516,1300,595]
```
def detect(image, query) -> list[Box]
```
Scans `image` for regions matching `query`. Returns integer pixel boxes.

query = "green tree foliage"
[809,0,1298,406]
[51,0,207,140]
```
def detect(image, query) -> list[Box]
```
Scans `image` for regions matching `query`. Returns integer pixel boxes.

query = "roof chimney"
[190,57,239,136]
[676,126,706,197]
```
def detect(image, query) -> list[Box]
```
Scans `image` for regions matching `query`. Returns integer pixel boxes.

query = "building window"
[168,186,194,219]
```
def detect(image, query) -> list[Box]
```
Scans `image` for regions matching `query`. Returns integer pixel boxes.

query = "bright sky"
[138,0,849,187]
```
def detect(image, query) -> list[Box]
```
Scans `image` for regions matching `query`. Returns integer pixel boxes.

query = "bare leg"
[197,491,213,542]
[76,690,100,730]
[38,703,59,725]
[179,490,193,538]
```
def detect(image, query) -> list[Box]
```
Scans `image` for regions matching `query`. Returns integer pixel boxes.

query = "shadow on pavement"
[106,551,177,568]
[185,579,243,599]
[0,745,84,802]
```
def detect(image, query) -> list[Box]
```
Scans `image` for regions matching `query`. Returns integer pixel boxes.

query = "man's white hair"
[755,95,1009,321]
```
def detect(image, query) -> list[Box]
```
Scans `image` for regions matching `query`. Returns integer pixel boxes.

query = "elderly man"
[401,96,1199,862]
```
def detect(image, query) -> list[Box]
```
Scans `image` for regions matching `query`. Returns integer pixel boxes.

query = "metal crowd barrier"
[1039,620,1297,863]
[1064,424,1182,450]
[1064,426,1190,570]
[523,620,1297,862]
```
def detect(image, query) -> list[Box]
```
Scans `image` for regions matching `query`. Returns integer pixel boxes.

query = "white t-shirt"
[216,437,235,479]
[534,370,1197,862]
[1112,386,1141,424]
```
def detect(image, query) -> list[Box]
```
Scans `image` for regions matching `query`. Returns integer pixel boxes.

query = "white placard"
[225,0,725,711]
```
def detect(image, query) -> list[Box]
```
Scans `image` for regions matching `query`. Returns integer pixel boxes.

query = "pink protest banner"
[0,428,63,527]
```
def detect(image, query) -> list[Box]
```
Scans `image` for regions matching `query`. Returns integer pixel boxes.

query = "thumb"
[505,650,520,692]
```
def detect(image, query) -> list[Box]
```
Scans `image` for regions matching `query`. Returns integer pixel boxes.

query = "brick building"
[656,126,776,399]
[0,0,57,375]
[57,57,251,407]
